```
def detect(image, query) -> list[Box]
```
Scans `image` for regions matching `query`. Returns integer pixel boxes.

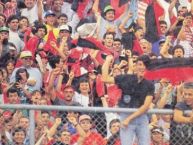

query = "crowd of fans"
[0,0,193,145]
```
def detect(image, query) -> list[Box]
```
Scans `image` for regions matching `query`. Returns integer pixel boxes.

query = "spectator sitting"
[151,127,169,145]
[70,114,106,145]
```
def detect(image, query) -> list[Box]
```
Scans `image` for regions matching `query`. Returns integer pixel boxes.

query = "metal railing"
[0,104,192,145]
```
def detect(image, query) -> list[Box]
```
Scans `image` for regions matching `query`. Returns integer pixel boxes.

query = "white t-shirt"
[21,4,38,24]
[73,92,89,107]
[9,30,24,53]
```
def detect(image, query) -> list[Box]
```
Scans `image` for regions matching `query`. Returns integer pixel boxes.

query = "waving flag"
[144,58,193,85]
[44,31,57,55]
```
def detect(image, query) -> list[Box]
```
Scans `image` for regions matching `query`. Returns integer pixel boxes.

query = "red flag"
[24,36,39,57]
[96,75,106,97]
[107,85,122,107]
[153,2,165,35]
[110,0,127,19]
[44,31,57,55]
[144,58,193,85]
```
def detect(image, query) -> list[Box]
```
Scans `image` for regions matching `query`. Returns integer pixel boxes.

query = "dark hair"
[41,111,50,116]
[103,32,115,39]
[53,142,65,145]
[15,68,29,82]
[58,13,68,19]
[0,13,6,22]
[184,12,192,18]
[12,126,26,137]
[31,22,47,35]
[109,119,120,129]
[133,25,143,33]
[7,87,19,97]
[5,59,16,70]
[48,55,61,68]
[171,45,184,55]
[31,90,41,96]
[136,55,150,67]
[132,51,140,56]
[114,38,122,43]
[8,42,17,50]
[79,78,89,84]
[159,20,167,26]
[0,68,3,76]
[19,16,29,25]
[183,82,193,89]
[6,15,19,26]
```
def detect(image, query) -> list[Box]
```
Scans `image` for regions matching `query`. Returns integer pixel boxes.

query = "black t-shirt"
[170,102,193,145]
[115,74,154,108]
[175,102,192,111]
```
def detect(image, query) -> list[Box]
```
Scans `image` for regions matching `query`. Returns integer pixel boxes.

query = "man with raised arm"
[102,55,154,145]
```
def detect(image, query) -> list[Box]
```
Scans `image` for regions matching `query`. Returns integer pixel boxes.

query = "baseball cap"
[9,46,17,51]
[20,51,32,58]
[59,24,70,32]
[2,110,13,119]
[45,10,56,17]
[151,127,164,135]
[159,38,166,45]
[178,5,187,11]
[0,26,9,32]
[104,5,115,14]
[79,114,91,122]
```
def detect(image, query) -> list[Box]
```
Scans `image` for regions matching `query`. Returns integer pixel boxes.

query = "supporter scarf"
[144,57,193,85]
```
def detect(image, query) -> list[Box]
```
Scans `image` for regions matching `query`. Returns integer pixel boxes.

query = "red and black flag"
[144,58,193,85]
[145,1,164,43]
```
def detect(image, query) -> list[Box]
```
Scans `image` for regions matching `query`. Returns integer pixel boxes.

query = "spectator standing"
[10,51,42,91]
[171,82,193,145]
[102,55,154,145]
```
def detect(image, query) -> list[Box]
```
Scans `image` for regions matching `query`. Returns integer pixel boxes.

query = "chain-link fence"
[0,105,192,145]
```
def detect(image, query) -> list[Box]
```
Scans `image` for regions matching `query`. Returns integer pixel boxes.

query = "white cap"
[59,25,70,32]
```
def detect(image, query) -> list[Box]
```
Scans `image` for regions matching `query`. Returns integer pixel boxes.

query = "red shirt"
[71,131,105,145]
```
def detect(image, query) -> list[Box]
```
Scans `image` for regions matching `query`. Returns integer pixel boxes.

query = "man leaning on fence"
[102,55,154,145]
[171,82,193,145]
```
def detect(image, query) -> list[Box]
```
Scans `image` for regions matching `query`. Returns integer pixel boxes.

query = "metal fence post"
[29,109,35,145]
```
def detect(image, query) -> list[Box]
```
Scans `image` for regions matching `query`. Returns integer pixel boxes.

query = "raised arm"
[47,118,62,139]
[47,68,61,101]
[168,0,177,20]
[102,55,115,84]
[50,37,68,60]
[160,36,172,58]
[67,116,87,138]
[92,0,100,15]
[157,84,173,108]
[119,12,133,34]
[65,71,74,87]
[37,0,43,23]
[191,0,193,15]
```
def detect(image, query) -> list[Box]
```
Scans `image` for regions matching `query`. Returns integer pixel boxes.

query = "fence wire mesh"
[0,105,192,145]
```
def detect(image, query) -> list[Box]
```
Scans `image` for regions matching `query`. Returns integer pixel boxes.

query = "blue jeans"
[120,113,150,145]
